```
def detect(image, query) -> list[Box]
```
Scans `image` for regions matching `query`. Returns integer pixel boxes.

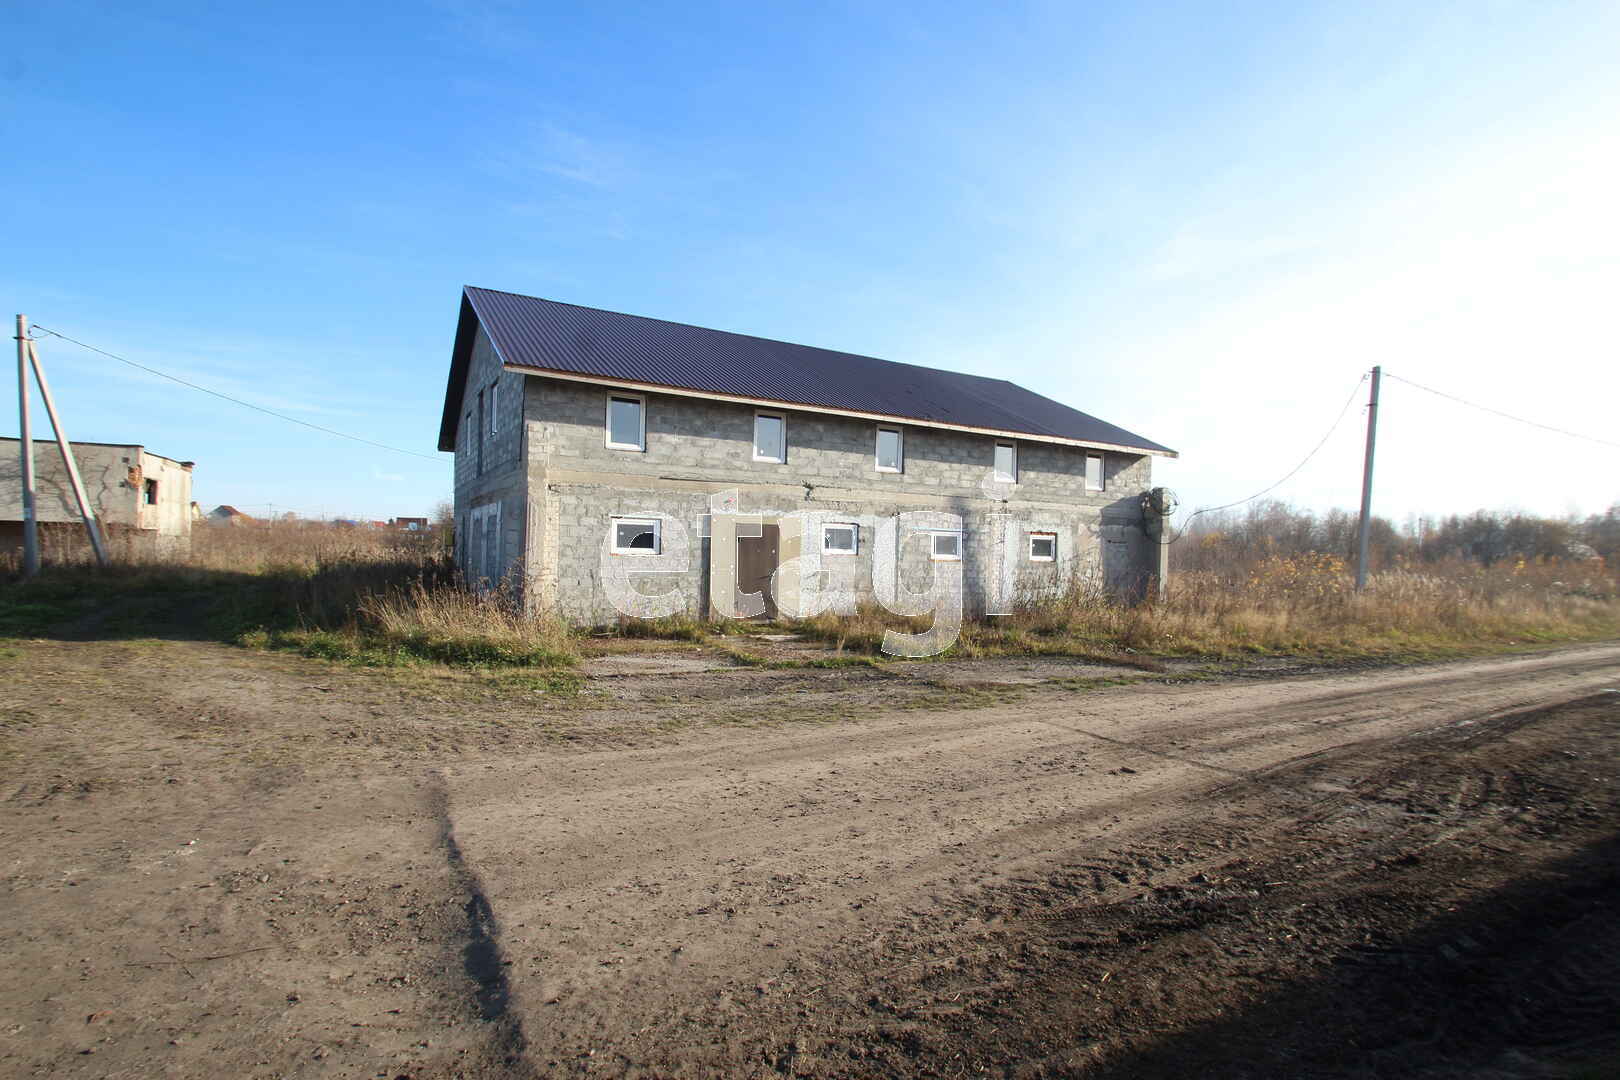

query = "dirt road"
[3,638,1618,1077]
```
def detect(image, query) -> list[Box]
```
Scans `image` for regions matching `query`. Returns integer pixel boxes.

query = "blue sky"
[5,1,1618,521]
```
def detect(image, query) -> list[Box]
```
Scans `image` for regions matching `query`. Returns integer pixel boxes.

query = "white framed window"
[993,440,1017,483]
[753,411,786,463]
[930,530,963,561]
[489,380,500,435]
[606,394,645,451]
[610,516,661,555]
[1084,452,1105,492]
[822,522,858,556]
[876,426,903,473]
[1028,531,1057,562]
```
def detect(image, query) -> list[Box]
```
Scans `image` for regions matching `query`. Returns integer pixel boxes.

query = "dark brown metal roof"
[438,286,1175,456]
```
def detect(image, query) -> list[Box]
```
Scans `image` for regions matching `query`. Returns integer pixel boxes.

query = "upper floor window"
[1084,452,1105,492]
[143,478,158,505]
[489,380,500,436]
[753,412,786,463]
[606,394,645,451]
[993,441,1017,483]
[876,426,904,473]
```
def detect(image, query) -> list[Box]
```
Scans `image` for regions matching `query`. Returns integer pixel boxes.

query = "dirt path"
[2,638,1618,1077]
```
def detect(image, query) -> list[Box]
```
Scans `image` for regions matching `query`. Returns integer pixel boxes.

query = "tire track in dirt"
[722,694,1620,1078]
[439,644,1620,1073]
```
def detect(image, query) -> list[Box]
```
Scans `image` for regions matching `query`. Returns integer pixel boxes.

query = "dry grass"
[0,521,578,670]
[789,554,1620,661]
[352,582,573,667]
[6,519,1616,670]
[1141,553,1620,656]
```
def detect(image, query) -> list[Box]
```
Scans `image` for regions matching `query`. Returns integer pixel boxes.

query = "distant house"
[391,517,429,532]
[206,505,254,526]
[1,438,195,557]
[438,286,1177,623]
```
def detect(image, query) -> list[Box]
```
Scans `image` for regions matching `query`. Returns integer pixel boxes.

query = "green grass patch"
[247,625,577,670]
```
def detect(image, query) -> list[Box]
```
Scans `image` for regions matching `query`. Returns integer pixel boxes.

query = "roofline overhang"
[436,293,481,452]
[499,362,1178,458]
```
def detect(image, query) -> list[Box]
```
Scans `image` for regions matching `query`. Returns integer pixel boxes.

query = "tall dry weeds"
[789,552,1618,660]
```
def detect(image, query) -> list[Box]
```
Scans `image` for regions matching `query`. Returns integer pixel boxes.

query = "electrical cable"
[28,325,440,461]
[1383,370,1620,450]
[1165,371,1370,544]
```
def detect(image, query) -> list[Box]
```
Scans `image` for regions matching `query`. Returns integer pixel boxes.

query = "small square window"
[930,530,963,561]
[993,441,1017,483]
[822,522,858,556]
[1084,452,1105,492]
[876,427,903,472]
[753,412,786,463]
[610,517,661,555]
[1029,531,1057,561]
[607,395,645,451]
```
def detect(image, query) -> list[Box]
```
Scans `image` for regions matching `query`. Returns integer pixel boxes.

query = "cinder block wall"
[1,438,193,555]
[1,438,143,526]
[502,376,1159,625]
[136,452,193,539]
[451,326,529,584]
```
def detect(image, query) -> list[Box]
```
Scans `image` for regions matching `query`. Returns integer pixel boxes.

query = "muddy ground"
[2,632,1618,1078]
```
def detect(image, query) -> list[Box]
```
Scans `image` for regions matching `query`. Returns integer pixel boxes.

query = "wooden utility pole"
[1354,365,1382,591]
[27,337,109,566]
[15,315,39,576]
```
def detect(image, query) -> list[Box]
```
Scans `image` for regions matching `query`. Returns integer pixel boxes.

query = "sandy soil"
[2,636,1618,1078]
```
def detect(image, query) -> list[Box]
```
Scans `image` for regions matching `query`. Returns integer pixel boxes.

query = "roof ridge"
[451,286,1176,456]
[463,285,1020,386]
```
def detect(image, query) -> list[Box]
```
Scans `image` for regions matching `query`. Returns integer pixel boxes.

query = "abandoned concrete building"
[1,438,195,557]
[438,286,1176,625]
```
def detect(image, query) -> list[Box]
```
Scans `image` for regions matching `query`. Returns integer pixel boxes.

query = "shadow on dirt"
[1089,829,1620,1080]
[425,772,529,1069]
[0,560,441,645]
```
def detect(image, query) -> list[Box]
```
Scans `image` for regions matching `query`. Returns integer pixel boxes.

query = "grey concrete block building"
[438,287,1176,626]
[1,437,194,557]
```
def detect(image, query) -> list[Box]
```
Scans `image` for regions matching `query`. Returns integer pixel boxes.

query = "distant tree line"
[1171,499,1620,573]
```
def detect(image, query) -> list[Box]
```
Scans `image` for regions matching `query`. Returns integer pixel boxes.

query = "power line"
[28,324,440,461]
[1383,371,1620,451]
[1167,371,1370,542]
